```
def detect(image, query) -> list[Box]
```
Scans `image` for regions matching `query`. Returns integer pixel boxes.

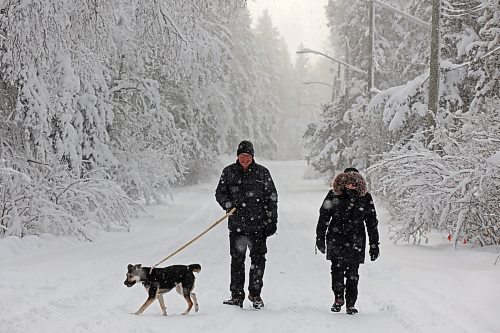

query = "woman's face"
[345,183,356,190]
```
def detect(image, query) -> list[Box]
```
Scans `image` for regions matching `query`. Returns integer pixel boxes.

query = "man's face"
[238,153,253,170]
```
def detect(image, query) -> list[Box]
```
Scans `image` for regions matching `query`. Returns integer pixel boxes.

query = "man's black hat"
[237,140,254,156]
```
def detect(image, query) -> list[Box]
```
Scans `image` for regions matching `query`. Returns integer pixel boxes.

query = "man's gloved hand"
[265,221,277,237]
[264,210,277,237]
[316,238,326,254]
[369,243,380,261]
[225,200,241,213]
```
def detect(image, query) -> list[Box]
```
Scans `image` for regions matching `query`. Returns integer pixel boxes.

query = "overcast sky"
[247,0,330,62]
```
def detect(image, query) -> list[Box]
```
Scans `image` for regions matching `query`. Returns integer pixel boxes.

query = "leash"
[150,207,236,273]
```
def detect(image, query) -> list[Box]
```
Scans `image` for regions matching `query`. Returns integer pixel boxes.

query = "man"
[315,167,379,314]
[215,140,278,309]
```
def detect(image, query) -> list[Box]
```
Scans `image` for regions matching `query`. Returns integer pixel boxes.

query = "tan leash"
[150,207,236,272]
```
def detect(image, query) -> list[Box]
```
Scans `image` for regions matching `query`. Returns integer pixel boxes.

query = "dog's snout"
[124,279,135,287]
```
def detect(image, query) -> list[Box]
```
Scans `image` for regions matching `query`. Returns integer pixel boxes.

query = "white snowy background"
[1,159,499,333]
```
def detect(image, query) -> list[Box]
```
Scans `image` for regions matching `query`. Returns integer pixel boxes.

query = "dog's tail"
[188,264,201,273]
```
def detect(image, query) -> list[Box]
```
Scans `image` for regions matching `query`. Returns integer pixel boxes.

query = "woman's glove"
[369,243,380,261]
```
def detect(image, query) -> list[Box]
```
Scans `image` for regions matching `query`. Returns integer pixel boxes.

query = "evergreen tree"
[252,10,284,158]
[0,0,250,238]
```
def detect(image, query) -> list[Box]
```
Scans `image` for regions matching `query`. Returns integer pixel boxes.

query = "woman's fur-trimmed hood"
[331,172,368,196]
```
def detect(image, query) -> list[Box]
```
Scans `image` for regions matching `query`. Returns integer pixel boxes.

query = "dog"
[124,263,201,316]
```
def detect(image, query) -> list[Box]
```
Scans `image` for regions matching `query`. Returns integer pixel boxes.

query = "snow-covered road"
[1,160,499,333]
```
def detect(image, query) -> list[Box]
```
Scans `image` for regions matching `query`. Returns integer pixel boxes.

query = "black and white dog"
[124,263,201,316]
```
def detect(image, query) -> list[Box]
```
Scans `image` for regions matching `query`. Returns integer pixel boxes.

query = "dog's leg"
[175,283,183,296]
[157,294,167,316]
[191,292,199,313]
[134,285,158,315]
[135,298,155,315]
[175,283,194,315]
[182,293,194,315]
[175,283,198,315]
[190,279,198,312]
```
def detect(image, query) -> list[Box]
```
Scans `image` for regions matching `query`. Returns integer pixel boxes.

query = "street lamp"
[297,48,367,100]
[302,81,336,103]
[296,48,367,75]
[301,81,332,88]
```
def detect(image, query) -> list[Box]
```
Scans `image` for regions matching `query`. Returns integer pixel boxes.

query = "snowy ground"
[1,159,499,333]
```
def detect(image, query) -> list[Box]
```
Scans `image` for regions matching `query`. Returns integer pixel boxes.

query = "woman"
[315,168,380,314]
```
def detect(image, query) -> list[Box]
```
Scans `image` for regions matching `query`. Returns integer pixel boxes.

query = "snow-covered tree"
[225,8,269,150]
[306,0,433,174]
[366,0,500,246]
[305,0,499,246]
[0,0,256,238]
[370,109,499,246]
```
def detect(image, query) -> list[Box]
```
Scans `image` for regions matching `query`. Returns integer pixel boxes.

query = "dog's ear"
[127,264,134,270]
[135,264,142,269]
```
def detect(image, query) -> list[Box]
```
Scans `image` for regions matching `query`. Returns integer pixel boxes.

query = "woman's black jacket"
[316,189,379,264]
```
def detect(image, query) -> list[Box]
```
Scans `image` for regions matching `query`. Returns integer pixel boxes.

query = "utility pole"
[345,40,351,103]
[367,0,374,96]
[427,0,440,143]
[330,71,337,102]
[333,62,342,102]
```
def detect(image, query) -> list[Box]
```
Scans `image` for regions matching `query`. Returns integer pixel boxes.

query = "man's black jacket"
[215,160,278,237]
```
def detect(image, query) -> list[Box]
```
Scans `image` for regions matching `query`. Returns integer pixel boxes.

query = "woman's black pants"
[330,261,360,306]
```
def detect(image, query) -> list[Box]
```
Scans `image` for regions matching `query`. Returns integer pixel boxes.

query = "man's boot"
[248,294,264,309]
[223,293,244,308]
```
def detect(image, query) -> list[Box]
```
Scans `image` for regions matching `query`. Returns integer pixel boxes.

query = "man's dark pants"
[229,231,267,299]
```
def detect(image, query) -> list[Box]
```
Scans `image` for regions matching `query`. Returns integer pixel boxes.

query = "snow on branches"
[0,1,255,239]
[370,111,500,247]
[0,158,137,240]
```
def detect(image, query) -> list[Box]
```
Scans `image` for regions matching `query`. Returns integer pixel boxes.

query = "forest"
[0,0,498,247]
